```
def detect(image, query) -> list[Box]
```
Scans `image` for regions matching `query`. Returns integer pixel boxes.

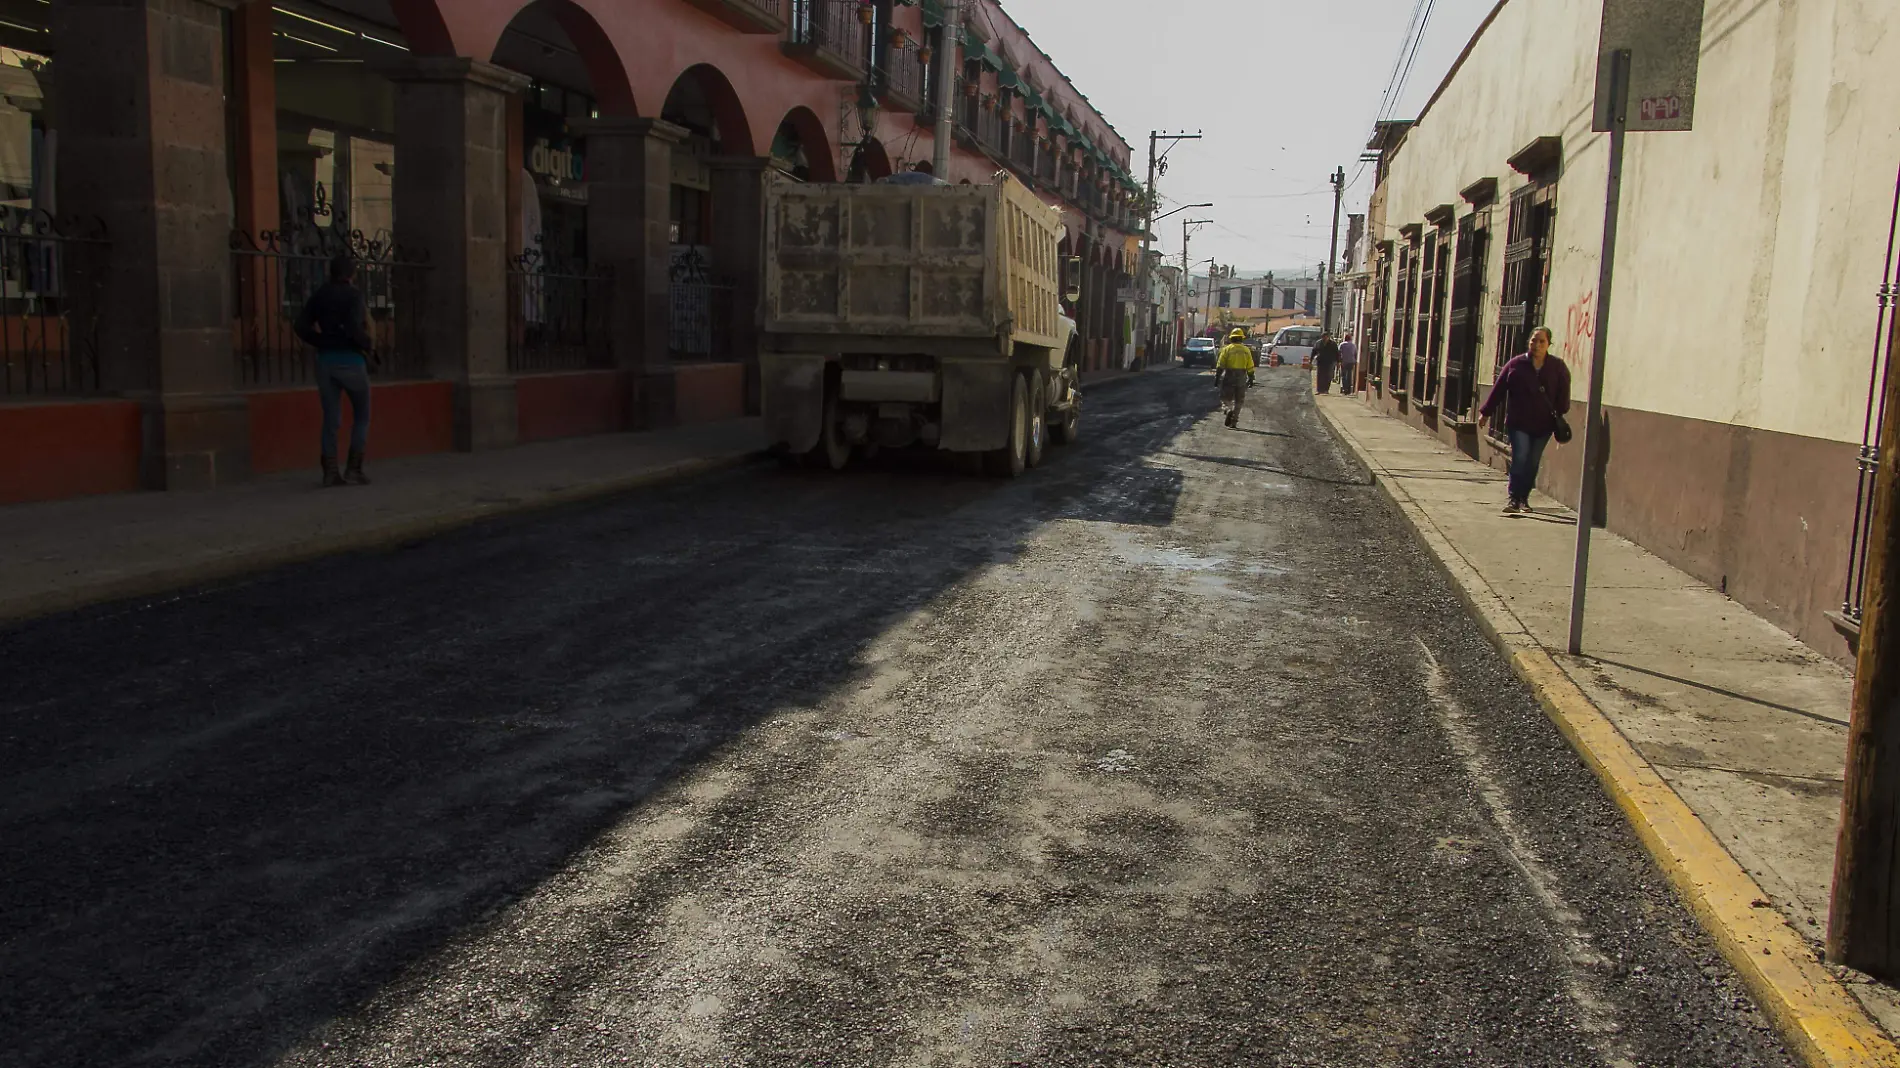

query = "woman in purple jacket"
[1478,326,1570,513]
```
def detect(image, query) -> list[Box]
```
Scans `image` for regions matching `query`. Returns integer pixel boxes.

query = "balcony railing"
[875,38,925,112]
[783,0,867,80]
[681,0,785,33]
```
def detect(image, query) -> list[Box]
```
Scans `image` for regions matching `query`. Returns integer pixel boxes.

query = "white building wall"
[1375,0,1899,444]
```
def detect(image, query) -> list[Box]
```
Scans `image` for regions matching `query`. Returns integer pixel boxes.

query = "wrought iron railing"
[1842,166,1900,627]
[507,248,611,374]
[875,38,924,109]
[787,0,867,73]
[230,210,431,387]
[0,212,110,397]
[670,282,737,362]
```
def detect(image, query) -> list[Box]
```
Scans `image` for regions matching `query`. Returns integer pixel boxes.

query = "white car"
[1268,326,1321,367]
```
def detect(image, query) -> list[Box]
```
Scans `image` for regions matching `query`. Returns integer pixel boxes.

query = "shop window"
[1218,287,1230,308]
[1239,286,1252,309]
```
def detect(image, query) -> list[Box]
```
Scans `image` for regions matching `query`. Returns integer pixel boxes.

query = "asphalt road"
[1,367,1797,1067]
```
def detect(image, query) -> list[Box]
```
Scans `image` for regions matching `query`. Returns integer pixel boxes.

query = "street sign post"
[1592,0,1705,134]
[1569,0,1705,658]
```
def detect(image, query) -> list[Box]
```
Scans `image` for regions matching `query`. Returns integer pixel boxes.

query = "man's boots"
[344,450,371,486]
[320,456,344,488]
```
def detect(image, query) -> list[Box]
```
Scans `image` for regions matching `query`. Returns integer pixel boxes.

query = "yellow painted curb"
[1313,397,1900,1068]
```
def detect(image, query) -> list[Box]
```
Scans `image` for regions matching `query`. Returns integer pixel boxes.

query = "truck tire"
[984,375,1028,478]
[806,386,851,471]
[1025,373,1047,469]
[1051,396,1079,445]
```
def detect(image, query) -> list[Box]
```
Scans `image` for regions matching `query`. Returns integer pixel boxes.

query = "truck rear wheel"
[983,375,1028,478]
[1025,374,1047,469]
[806,386,850,471]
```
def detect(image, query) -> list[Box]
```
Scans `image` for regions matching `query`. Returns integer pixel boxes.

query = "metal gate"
[1416,227,1450,404]
[231,208,431,386]
[507,247,611,373]
[0,212,110,397]
[1366,244,1389,392]
[1492,182,1556,439]
[1391,239,1417,391]
[1841,166,1900,630]
[1444,212,1488,418]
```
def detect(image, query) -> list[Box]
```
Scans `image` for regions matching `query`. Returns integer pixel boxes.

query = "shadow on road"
[0,373,1214,1067]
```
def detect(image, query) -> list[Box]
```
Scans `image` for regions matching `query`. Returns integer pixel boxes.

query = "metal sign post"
[1568,0,1704,656]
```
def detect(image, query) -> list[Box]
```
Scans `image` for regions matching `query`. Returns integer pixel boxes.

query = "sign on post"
[1593,0,1705,133]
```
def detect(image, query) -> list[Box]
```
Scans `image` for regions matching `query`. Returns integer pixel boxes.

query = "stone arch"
[661,64,754,157]
[771,106,837,183]
[507,0,638,116]
[388,0,457,54]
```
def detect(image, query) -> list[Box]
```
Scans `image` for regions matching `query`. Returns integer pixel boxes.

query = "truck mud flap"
[761,354,828,454]
[938,359,1015,453]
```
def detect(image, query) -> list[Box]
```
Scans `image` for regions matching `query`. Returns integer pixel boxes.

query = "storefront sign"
[529,137,585,182]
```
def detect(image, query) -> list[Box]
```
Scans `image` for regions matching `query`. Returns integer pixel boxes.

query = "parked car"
[1182,336,1219,368]
[1268,326,1322,368]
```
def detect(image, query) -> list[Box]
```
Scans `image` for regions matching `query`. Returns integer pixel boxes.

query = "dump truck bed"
[763,171,1065,353]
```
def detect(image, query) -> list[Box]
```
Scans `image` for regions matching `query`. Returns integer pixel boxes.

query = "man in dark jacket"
[295,254,375,486]
[1313,332,1341,394]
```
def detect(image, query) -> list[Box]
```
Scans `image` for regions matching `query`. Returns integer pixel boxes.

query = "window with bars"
[1493,181,1557,438]
[1444,211,1490,418]
[1416,228,1451,405]
[1391,241,1419,390]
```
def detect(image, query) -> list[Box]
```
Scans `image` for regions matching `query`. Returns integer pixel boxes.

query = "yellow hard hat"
[1229,329,1247,341]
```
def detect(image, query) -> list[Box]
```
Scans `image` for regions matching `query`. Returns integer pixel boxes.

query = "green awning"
[960,27,1003,69]
[921,0,945,27]
[996,68,1020,90]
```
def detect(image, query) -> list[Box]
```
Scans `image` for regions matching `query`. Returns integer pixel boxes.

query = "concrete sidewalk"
[1315,394,1899,1067]
[1,418,763,625]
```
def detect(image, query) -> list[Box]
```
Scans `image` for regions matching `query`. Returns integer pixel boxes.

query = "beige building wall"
[1364,0,1900,660]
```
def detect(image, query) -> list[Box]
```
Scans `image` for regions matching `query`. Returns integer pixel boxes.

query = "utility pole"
[929,0,961,177]
[1830,295,1900,977]
[1137,131,1201,370]
[1324,166,1345,333]
[1182,218,1210,334]
[1568,49,1629,656]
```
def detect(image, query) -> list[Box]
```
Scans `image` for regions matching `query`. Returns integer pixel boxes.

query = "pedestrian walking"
[295,253,376,487]
[1215,328,1255,429]
[1313,331,1341,394]
[1337,332,1359,394]
[1478,325,1572,514]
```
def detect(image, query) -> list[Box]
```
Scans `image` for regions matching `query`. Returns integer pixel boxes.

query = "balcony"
[782,0,867,80]
[874,38,925,113]
[681,0,785,33]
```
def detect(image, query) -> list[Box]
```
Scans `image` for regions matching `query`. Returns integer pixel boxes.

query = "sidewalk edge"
[2,451,760,628]
[1314,398,1899,1068]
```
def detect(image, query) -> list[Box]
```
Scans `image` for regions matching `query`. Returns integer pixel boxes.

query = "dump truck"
[759,170,1083,476]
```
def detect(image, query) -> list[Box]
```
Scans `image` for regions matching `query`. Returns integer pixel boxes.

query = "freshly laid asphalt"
[1,368,1797,1067]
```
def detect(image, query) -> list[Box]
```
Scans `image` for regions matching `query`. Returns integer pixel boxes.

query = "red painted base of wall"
[0,400,143,504]
[517,370,630,443]
[247,381,455,475]
[676,362,745,425]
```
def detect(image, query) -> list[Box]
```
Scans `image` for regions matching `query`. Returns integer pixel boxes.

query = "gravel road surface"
[1,367,1797,1067]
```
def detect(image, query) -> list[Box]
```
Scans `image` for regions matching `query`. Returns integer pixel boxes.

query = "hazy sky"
[994,0,1499,273]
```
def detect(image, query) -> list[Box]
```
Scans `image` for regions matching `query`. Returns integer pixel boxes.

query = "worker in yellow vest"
[1215,329,1256,429]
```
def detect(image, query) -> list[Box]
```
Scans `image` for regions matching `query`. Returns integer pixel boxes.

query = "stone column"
[709,156,772,416]
[54,0,247,490]
[576,118,688,429]
[384,58,528,451]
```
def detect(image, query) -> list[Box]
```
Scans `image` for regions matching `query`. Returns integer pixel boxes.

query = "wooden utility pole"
[1831,306,1900,977]
[1324,167,1344,333]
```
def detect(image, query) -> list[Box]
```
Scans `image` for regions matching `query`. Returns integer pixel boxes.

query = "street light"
[1153,201,1213,226]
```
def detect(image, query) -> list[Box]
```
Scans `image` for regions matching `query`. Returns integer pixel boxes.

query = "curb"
[1,451,762,629]
[1313,398,1900,1068]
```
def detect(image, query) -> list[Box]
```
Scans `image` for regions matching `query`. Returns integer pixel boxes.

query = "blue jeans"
[1508,429,1550,504]
[317,359,371,459]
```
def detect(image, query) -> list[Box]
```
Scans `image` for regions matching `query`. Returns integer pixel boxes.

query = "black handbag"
[1533,372,1573,444]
